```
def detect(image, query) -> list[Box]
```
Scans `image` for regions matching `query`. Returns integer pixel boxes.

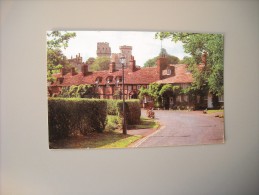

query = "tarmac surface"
[129,109,224,148]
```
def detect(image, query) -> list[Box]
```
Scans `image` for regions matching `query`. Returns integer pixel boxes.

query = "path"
[134,110,224,147]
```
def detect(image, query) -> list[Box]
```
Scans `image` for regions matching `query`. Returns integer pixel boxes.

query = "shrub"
[48,98,107,140]
[117,100,141,125]
[106,99,119,115]
[105,115,121,131]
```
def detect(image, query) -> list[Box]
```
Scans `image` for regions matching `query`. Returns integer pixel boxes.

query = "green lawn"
[50,131,141,149]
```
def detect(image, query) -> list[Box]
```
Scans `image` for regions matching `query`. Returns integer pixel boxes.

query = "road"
[135,110,224,147]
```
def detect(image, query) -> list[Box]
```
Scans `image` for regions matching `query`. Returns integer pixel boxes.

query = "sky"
[57,31,189,66]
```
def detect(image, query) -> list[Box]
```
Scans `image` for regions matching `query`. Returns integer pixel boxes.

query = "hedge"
[48,98,107,140]
[117,100,141,125]
[106,99,119,115]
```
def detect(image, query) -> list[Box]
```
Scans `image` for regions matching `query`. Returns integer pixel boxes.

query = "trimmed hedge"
[106,99,119,115]
[48,98,107,140]
[117,100,141,125]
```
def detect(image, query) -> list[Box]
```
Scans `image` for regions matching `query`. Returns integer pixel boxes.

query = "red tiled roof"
[51,64,193,87]
[156,64,193,84]
[52,67,161,87]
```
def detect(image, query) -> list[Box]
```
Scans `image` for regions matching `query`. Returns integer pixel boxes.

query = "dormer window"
[167,69,172,75]
[106,76,113,87]
[95,77,102,88]
[115,76,122,87]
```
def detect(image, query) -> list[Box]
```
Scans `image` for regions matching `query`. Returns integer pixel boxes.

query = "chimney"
[156,56,168,79]
[109,62,116,73]
[201,51,207,65]
[71,67,76,76]
[60,68,66,76]
[129,55,136,72]
[81,64,89,76]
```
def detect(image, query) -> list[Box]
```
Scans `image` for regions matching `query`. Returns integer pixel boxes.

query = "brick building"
[67,53,88,72]
[49,55,222,109]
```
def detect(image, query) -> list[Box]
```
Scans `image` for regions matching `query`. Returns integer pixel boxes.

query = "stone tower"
[96,42,111,57]
[119,45,132,67]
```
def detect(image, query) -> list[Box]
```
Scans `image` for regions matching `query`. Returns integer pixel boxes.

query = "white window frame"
[218,95,224,102]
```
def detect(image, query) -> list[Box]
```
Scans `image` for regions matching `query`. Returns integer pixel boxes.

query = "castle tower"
[119,45,132,68]
[97,42,111,57]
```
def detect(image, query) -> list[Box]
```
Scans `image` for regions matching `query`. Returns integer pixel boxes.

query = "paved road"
[136,110,224,147]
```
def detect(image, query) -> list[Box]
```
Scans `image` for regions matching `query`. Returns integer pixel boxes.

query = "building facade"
[49,55,223,109]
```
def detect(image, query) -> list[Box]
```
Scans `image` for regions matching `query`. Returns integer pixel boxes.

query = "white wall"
[1,1,259,195]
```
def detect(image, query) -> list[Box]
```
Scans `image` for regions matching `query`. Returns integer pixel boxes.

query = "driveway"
[135,110,224,147]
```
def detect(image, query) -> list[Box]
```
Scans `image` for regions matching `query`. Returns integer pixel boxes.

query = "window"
[183,95,188,102]
[137,85,141,89]
[181,84,188,89]
[218,95,224,102]
[197,95,200,103]
[128,85,132,91]
[106,80,110,87]
[176,95,182,102]
[167,69,171,75]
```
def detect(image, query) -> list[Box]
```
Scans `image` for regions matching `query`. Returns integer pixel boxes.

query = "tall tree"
[143,48,180,68]
[90,57,110,71]
[47,31,76,82]
[155,32,224,96]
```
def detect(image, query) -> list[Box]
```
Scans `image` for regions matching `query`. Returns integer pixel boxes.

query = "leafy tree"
[155,32,224,96]
[90,57,110,71]
[47,31,76,82]
[138,83,163,107]
[58,84,98,98]
[86,57,95,65]
[143,48,180,67]
[47,31,76,50]
[159,84,180,97]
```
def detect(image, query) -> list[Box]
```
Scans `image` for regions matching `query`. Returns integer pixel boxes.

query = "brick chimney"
[129,55,136,72]
[156,55,168,79]
[201,51,207,65]
[109,62,116,73]
[71,67,76,76]
[81,64,89,76]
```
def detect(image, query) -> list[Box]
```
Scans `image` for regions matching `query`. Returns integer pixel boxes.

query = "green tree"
[138,83,163,107]
[90,57,110,71]
[143,48,180,67]
[86,57,95,65]
[155,32,224,96]
[58,84,98,98]
[47,31,76,82]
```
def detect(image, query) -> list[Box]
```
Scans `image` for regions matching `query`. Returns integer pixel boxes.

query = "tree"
[90,57,110,71]
[86,57,95,65]
[47,31,76,82]
[155,32,224,96]
[138,83,163,107]
[143,48,180,67]
[58,84,98,98]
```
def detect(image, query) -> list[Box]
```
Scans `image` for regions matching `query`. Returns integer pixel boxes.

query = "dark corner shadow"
[49,131,133,149]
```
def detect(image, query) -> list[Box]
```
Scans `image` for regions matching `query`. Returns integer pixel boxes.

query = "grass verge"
[49,116,159,149]
[50,131,141,149]
[128,117,159,130]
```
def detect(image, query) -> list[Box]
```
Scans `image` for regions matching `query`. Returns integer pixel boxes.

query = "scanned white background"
[1,0,259,195]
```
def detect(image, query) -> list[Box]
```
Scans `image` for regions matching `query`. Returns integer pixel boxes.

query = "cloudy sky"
[58,31,189,66]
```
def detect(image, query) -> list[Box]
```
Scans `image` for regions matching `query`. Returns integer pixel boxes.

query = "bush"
[117,100,141,125]
[105,115,121,131]
[48,98,107,140]
[106,99,119,115]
